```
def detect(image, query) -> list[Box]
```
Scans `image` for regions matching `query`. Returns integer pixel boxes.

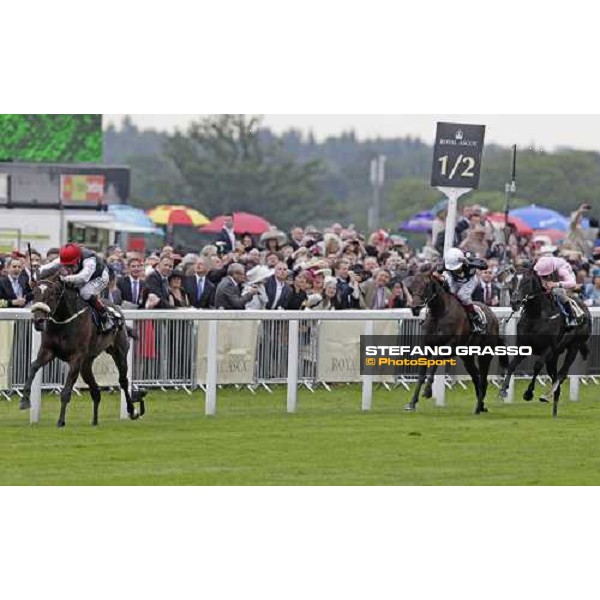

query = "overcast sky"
[104,114,600,152]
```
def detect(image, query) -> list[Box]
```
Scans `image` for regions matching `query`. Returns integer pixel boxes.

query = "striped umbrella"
[147,205,210,227]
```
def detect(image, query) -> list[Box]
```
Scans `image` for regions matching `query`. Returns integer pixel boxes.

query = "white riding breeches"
[80,268,109,300]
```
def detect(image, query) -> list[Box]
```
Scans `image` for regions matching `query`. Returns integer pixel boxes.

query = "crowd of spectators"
[2,205,600,311]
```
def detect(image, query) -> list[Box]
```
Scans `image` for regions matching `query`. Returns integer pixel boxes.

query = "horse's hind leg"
[80,360,102,426]
[107,335,138,420]
[551,344,580,418]
[461,357,483,414]
[58,359,83,428]
[477,356,492,413]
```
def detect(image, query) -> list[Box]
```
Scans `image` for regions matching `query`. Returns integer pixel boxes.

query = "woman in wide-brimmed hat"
[259,229,288,252]
[243,265,272,310]
[168,268,191,308]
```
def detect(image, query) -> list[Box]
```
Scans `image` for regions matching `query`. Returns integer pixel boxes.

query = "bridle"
[411,277,439,311]
[32,279,88,325]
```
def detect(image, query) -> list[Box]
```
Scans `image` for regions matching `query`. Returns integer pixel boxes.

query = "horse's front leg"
[498,353,525,399]
[523,356,546,401]
[57,358,83,428]
[405,364,428,412]
[20,347,55,410]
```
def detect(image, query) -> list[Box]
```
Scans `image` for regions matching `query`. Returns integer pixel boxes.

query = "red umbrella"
[533,229,566,243]
[486,212,533,235]
[199,212,272,235]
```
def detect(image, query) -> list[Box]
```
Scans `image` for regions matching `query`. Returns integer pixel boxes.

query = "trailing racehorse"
[498,267,590,418]
[20,275,144,427]
[405,270,507,415]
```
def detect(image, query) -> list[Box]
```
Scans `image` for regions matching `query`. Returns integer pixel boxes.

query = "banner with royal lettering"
[76,352,119,389]
[0,321,15,390]
[317,320,399,383]
[196,321,260,385]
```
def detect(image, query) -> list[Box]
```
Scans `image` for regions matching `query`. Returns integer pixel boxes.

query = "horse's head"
[511,268,543,311]
[30,277,64,332]
[405,271,437,316]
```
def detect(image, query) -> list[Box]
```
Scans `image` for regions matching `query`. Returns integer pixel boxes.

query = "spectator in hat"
[242,265,271,310]
[168,268,191,308]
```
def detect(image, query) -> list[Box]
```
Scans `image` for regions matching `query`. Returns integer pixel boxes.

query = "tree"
[163,114,333,229]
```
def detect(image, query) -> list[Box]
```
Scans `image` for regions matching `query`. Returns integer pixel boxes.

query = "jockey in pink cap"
[533,256,578,327]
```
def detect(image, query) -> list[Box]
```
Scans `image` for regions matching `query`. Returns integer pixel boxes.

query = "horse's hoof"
[404,404,416,412]
[19,399,31,410]
[539,396,550,404]
[523,390,534,402]
[498,389,507,399]
[422,389,432,399]
[57,420,65,428]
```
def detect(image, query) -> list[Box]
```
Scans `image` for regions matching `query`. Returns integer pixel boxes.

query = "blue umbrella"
[400,211,434,233]
[108,204,164,235]
[509,204,569,231]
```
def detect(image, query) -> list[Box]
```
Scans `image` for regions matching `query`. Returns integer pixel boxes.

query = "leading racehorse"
[20,274,143,427]
[405,269,507,414]
[498,267,590,418]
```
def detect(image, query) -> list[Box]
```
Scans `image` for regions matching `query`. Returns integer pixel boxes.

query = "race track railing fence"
[1,308,598,423]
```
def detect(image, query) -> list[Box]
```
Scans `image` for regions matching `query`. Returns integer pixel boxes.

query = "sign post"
[431,122,486,254]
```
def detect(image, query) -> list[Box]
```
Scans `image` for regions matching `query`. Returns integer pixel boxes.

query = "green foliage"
[162,115,332,229]
[2,386,600,484]
[104,117,600,230]
[0,114,102,162]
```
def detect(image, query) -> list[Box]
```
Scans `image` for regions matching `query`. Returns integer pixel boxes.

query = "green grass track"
[1,383,600,485]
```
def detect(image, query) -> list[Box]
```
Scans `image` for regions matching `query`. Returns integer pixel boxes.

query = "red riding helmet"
[59,243,82,266]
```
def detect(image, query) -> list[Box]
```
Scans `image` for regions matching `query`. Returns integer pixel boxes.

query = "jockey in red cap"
[39,243,118,333]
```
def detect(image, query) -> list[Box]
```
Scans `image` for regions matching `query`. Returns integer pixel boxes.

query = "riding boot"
[465,304,485,333]
[88,296,114,333]
[562,299,578,328]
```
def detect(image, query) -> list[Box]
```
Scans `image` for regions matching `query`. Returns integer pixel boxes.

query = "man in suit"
[0,256,32,307]
[264,262,292,310]
[117,257,145,307]
[144,255,175,309]
[480,268,501,307]
[184,256,216,309]
[359,268,393,309]
[216,214,236,254]
[214,263,259,310]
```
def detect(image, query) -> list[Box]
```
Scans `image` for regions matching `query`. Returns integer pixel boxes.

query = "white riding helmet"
[445,248,466,271]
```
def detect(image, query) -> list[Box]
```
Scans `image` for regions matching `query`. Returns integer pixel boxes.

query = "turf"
[1,383,600,485]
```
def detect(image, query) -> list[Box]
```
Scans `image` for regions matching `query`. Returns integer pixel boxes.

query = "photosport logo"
[360,336,533,376]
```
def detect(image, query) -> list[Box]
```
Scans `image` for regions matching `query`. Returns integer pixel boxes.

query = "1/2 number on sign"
[437,154,476,180]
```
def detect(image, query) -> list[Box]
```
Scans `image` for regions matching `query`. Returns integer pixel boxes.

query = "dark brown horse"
[20,275,142,427]
[405,270,507,414]
[498,267,590,418]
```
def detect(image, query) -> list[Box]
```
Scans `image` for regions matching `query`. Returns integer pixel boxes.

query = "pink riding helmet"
[534,256,556,277]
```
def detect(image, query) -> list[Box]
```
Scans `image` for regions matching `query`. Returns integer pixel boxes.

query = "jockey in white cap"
[436,247,488,333]
[533,255,578,327]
